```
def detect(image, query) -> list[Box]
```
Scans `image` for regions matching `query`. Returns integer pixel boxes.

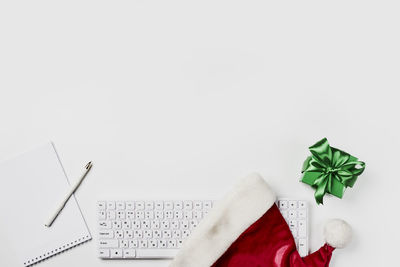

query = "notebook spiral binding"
[23,235,91,266]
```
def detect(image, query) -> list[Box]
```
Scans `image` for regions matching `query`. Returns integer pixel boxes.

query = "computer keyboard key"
[289,220,297,228]
[171,220,179,229]
[184,211,193,219]
[120,240,129,248]
[161,220,170,229]
[145,211,154,219]
[182,230,190,238]
[189,219,199,230]
[288,210,297,218]
[136,211,145,219]
[298,238,307,256]
[123,249,136,258]
[204,201,212,209]
[180,220,189,229]
[144,230,152,238]
[132,220,141,229]
[298,210,307,218]
[145,201,154,210]
[125,230,133,238]
[98,201,106,210]
[99,239,119,248]
[278,200,288,209]
[136,249,179,258]
[177,239,184,248]
[126,211,134,219]
[107,210,116,220]
[136,201,144,210]
[155,210,163,219]
[183,201,193,210]
[174,210,183,219]
[110,249,123,258]
[298,220,307,237]
[117,210,125,220]
[112,221,122,229]
[158,239,167,248]
[115,230,124,239]
[98,210,106,220]
[165,210,173,219]
[174,201,183,210]
[153,230,161,238]
[298,201,307,209]
[129,240,138,248]
[107,202,116,210]
[155,201,163,210]
[149,239,158,248]
[168,239,177,248]
[162,230,172,238]
[133,230,143,238]
[142,220,150,229]
[194,211,202,219]
[164,201,173,210]
[99,230,114,239]
[116,201,125,210]
[288,201,297,209]
[139,240,148,248]
[99,221,112,229]
[126,201,135,210]
[194,201,202,210]
[99,249,110,258]
[151,220,160,229]
[172,230,181,238]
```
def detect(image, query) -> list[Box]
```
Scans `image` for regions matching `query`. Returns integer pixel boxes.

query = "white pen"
[45,161,93,227]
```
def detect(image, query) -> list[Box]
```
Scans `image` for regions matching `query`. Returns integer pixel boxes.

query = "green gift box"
[301,138,365,205]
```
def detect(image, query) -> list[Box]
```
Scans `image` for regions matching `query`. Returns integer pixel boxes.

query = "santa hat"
[170,173,352,267]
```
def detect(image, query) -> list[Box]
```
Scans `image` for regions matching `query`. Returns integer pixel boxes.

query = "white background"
[1,1,399,266]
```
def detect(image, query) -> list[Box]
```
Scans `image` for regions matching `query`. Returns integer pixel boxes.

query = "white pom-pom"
[324,219,352,248]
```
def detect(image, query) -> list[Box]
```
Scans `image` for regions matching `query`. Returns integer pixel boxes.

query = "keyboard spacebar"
[136,249,180,258]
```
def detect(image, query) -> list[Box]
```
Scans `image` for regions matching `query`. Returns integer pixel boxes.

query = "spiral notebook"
[0,143,91,266]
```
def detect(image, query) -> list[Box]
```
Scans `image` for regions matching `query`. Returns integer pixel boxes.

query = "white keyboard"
[97,199,308,259]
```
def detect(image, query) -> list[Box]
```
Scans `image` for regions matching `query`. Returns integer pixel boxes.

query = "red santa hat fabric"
[170,173,352,267]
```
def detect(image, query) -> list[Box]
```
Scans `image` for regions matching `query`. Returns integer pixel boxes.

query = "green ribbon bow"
[301,138,365,205]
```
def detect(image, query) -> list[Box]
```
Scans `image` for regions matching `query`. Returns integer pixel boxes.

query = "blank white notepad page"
[0,143,91,266]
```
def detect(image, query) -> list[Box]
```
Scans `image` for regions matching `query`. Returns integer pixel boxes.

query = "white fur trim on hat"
[324,219,352,248]
[169,173,276,267]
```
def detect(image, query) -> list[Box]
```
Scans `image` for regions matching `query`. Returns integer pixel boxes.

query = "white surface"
[0,1,399,266]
